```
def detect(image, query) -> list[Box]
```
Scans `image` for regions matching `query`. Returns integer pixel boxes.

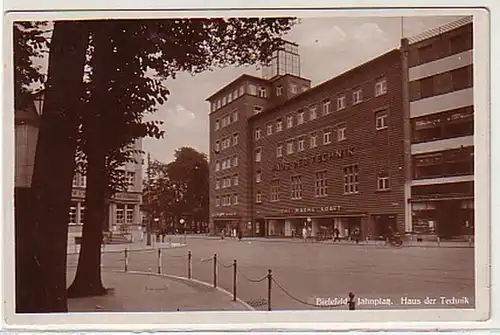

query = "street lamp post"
[180,218,185,234]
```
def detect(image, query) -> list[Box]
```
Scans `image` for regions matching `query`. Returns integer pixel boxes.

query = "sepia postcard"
[2,5,491,332]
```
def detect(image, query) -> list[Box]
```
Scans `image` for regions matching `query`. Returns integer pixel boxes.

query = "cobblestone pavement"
[67,237,474,311]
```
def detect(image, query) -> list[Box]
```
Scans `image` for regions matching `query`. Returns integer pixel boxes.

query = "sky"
[142,15,467,164]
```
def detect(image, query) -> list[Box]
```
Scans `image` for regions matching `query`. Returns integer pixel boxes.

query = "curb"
[102,268,255,311]
[185,236,474,249]
[66,243,188,256]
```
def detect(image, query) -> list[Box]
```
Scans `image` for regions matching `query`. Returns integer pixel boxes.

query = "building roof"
[205,73,268,102]
[248,48,401,122]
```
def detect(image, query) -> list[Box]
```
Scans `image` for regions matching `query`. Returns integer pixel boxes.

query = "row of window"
[254,78,387,139]
[253,165,389,203]
[72,170,136,191]
[409,65,473,102]
[411,106,473,143]
[215,156,238,172]
[413,146,474,179]
[214,110,239,131]
[68,204,85,225]
[215,133,239,152]
[211,83,269,114]
[215,174,239,190]
[215,194,239,207]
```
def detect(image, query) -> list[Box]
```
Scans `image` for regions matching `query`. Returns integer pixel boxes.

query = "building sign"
[71,189,86,199]
[113,192,142,202]
[212,212,238,218]
[279,206,342,215]
[272,148,355,172]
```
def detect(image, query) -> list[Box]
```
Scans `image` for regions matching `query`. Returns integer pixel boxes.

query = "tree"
[15,21,90,312]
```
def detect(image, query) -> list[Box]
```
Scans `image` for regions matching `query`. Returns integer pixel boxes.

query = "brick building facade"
[207,17,474,239]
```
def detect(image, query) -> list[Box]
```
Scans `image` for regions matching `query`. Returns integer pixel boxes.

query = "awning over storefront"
[408,196,474,202]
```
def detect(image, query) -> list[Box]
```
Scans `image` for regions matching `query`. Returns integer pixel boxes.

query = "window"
[276,119,283,132]
[276,145,283,158]
[323,100,331,115]
[337,95,346,110]
[418,44,434,64]
[377,172,390,190]
[215,141,220,152]
[256,191,262,203]
[72,173,79,187]
[215,120,220,130]
[343,165,359,194]
[452,65,473,91]
[286,115,294,128]
[412,106,473,143]
[298,138,305,152]
[255,128,261,140]
[259,87,267,98]
[297,110,305,125]
[310,134,318,148]
[353,88,363,104]
[232,155,238,167]
[223,96,228,106]
[286,141,294,155]
[215,197,221,207]
[290,83,298,94]
[309,105,318,120]
[126,207,134,225]
[79,205,85,224]
[239,85,244,96]
[233,174,239,186]
[116,205,125,225]
[233,89,238,100]
[323,131,332,145]
[267,123,273,135]
[337,124,346,141]
[69,203,77,225]
[228,93,232,103]
[223,195,231,206]
[255,148,262,162]
[256,171,262,183]
[413,147,473,179]
[291,175,303,200]
[215,178,220,190]
[215,160,220,172]
[270,180,280,202]
[249,84,257,96]
[211,102,216,112]
[221,117,227,128]
[315,171,328,197]
[276,85,283,96]
[254,105,263,115]
[450,33,472,55]
[375,77,387,96]
[126,171,135,190]
[232,110,239,122]
[216,99,221,109]
[225,177,232,188]
[233,133,239,146]
[375,111,388,130]
[233,194,239,205]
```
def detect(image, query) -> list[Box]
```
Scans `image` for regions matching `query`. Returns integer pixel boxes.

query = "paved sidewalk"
[67,240,187,255]
[67,269,251,312]
[184,234,474,248]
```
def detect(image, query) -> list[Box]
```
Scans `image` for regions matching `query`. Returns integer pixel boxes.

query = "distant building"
[206,17,474,239]
[402,16,474,237]
[14,91,143,241]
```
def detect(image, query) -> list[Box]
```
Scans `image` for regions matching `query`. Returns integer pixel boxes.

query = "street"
[67,237,475,311]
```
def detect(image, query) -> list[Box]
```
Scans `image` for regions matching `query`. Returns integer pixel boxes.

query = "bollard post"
[348,292,355,310]
[188,251,192,279]
[157,248,162,274]
[233,260,237,301]
[124,248,128,272]
[213,253,218,288]
[267,269,272,311]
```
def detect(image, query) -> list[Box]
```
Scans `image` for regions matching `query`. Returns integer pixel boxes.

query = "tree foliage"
[144,147,209,232]
[13,21,49,107]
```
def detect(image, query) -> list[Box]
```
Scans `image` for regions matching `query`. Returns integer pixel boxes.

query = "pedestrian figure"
[238,230,243,241]
[302,227,308,243]
[220,230,225,240]
[233,228,237,239]
[333,227,340,242]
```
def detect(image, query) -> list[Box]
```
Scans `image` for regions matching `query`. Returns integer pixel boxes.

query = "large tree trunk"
[15,21,89,313]
[67,21,114,297]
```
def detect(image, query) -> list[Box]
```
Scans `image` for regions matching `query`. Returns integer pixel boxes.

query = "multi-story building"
[207,41,406,238]
[402,17,474,237]
[14,91,144,242]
